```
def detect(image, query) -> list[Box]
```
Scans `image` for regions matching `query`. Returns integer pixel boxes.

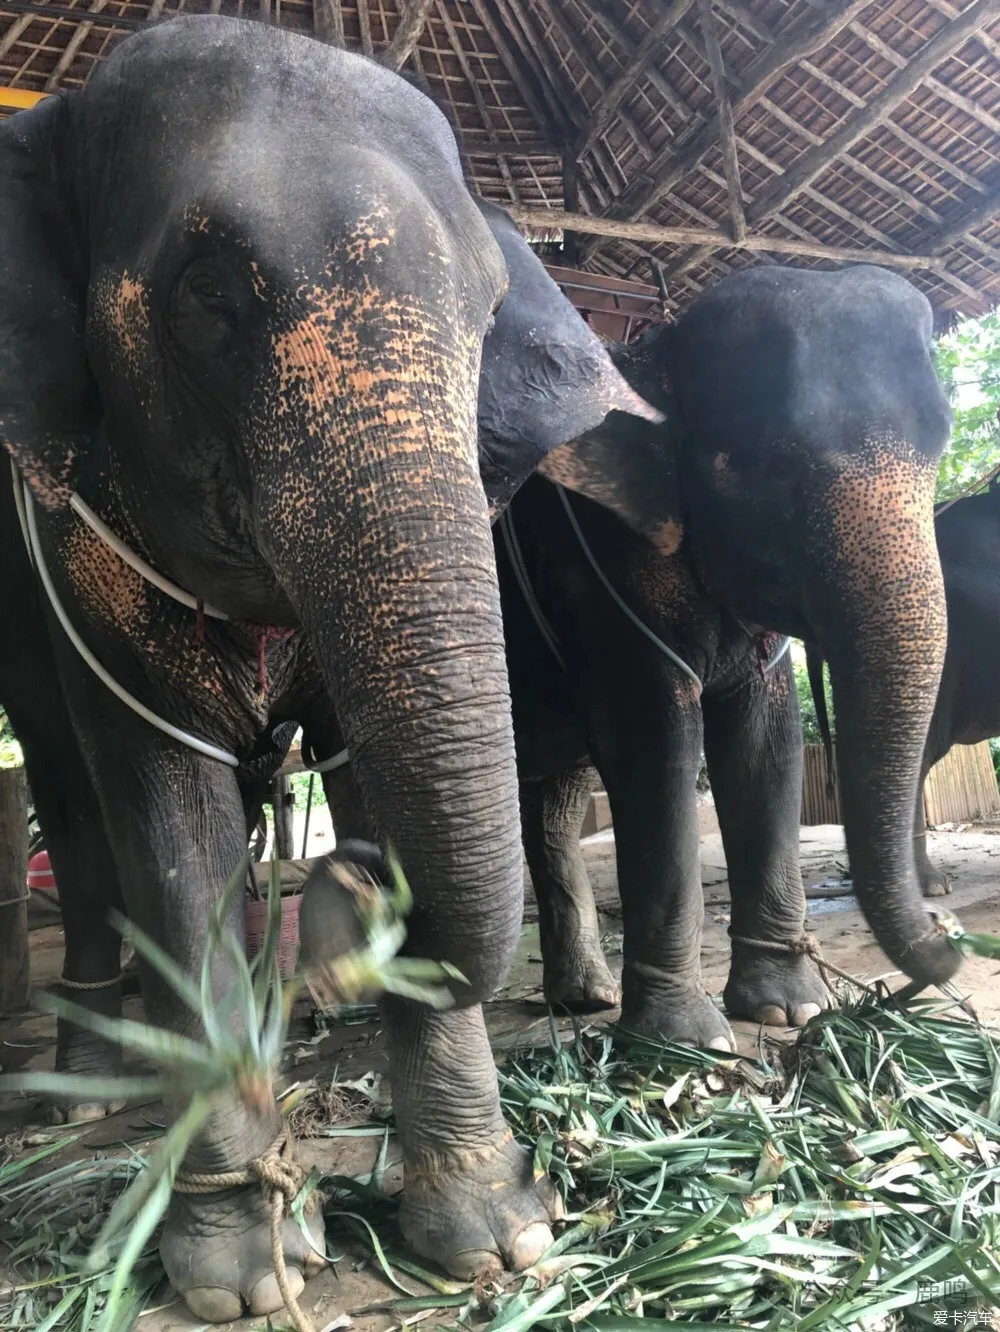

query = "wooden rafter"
[518,205,946,271]
[312,0,345,47]
[575,0,693,159]
[580,0,873,263]
[42,0,107,89]
[434,0,520,202]
[3,0,1000,318]
[746,0,1000,226]
[589,2,697,124]
[528,0,657,161]
[357,0,373,54]
[463,0,558,143]
[921,191,1000,254]
[696,0,744,243]
[380,0,433,70]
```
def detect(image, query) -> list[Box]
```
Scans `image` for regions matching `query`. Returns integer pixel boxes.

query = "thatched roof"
[2,0,1000,321]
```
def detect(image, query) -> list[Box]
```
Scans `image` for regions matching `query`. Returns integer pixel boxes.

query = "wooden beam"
[357,0,373,54]
[562,150,581,265]
[499,0,578,139]
[589,1,696,123]
[696,0,744,243]
[747,0,1000,225]
[464,0,559,144]
[507,205,946,271]
[380,0,432,71]
[0,2,141,27]
[433,0,523,203]
[920,191,1000,254]
[43,0,107,90]
[0,15,36,61]
[714,0,772,44]
[576,0,693,158]
[312,0,345,47]
[582,0,871,263]
[531,0,658,161]
[463,139,559,156]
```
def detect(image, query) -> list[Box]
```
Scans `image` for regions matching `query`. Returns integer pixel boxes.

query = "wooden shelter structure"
[2,0,1000,324]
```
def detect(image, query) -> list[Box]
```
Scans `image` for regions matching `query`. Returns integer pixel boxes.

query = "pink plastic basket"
[244,894,300,979]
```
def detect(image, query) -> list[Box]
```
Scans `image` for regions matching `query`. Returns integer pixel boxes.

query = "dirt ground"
[2,818,999,1330]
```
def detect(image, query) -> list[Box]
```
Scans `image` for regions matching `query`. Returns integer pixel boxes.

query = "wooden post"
[0,766,29,1014]
[270,774,295,862]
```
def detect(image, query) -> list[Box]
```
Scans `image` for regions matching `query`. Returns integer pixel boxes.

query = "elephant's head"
[660,265,955,987]
[0,16,653,998]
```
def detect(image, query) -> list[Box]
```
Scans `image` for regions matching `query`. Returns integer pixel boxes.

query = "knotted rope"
[173,1126,318,1332]
[59,972,123,991]
[729,931,874,994]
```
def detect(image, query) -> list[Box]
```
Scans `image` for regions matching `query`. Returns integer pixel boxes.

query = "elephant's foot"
[915,831,952,897]
[618,967,735,1051]
[724,944,833,1028]
[542,946,620,1013]
[920,863,953,897]
[399,1131,562,1280]
[52,987,126,1124]
[160,1187,326,1322]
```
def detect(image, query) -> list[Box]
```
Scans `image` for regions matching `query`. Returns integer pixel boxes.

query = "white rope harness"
[15,463,349,776]
[15,465,242,766]
[501,485,790,695]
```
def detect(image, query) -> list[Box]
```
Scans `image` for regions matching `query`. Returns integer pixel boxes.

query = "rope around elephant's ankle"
[728,932,875,995]
[59,972,123,990]
[173,1126,318,1332]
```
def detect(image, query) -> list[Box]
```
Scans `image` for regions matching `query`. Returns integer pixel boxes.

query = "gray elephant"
[316,264,964,1052]
[0,17,661,1321]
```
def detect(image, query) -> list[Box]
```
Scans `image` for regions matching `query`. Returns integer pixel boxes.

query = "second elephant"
[319,262,962,1047]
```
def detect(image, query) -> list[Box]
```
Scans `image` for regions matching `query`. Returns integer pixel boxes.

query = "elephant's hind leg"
[521,766,619,1012]
[705,660,832,1028]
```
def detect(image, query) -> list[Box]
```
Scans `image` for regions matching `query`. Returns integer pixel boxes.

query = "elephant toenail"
[184,1286,243,1322]
[450,1249,502,1281]
[708,1035,736,1052]
[791,1003,822,1027]
[510,1221,553,1270]
[249,1268,303,1316]
[303,1245,327,1277]
[755,1004,790,1027]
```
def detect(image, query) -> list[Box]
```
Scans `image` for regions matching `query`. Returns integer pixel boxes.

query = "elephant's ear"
[538,330,686,561]
[0,97,97,507]
[476,199,664,518]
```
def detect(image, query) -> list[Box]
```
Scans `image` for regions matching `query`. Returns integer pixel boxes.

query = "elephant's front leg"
[520,765,619,1012]
[591,674,734,1050]
[704,657,832,1028]
[1,670,126,1123]
[385,999,561,1278]
[59,685,325,1323]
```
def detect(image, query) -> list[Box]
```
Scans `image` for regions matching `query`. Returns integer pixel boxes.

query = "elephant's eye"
[170,261,238,357]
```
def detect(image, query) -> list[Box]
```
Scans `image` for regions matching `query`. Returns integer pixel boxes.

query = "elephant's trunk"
[812,443,959,987]
[255,304,522,1004]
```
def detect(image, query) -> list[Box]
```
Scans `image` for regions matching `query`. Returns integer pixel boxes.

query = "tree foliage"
[933,310,1000,502]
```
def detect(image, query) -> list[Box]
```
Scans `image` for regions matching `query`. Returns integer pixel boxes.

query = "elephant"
[0,16,664,1321]
[810,479,1000,898]
[309,262,964,1053]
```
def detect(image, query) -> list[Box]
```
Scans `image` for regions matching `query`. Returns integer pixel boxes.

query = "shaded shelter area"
[2,0,1000,322]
